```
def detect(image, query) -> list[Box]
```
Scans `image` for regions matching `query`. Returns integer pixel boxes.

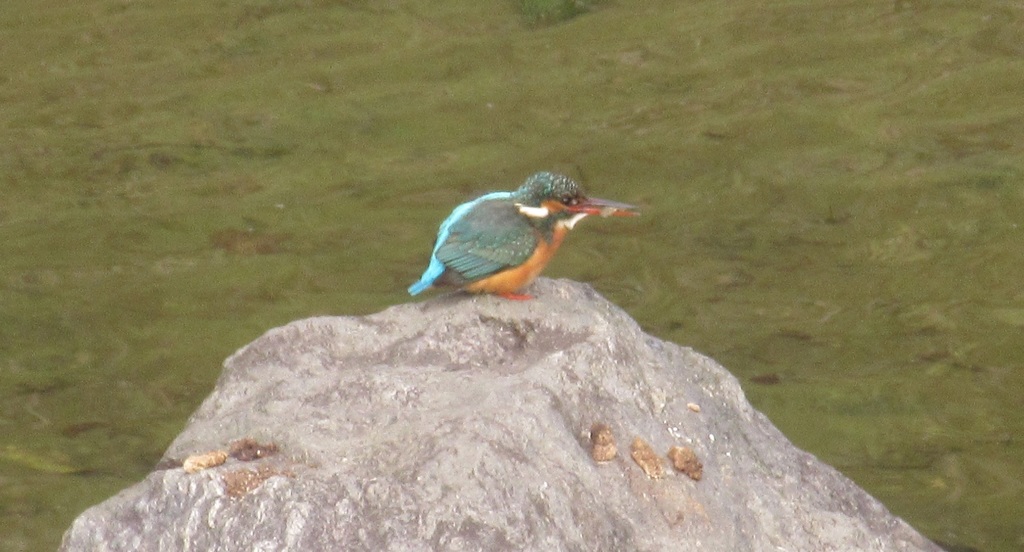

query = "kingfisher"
[408,172,637,300]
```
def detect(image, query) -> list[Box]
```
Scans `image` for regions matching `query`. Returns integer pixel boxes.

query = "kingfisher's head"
[511,172,637,229]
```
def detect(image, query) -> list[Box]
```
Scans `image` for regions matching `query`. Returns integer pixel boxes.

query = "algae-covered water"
[2,1,1023,550]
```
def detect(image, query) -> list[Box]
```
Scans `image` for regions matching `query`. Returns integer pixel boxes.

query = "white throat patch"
[515,204,550,218]
[559,213,588,230]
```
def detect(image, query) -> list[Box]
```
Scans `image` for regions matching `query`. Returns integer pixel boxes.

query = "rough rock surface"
[61,279,941,552]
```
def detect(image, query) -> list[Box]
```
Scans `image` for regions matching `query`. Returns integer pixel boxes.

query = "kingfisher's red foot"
[497,292,534,301]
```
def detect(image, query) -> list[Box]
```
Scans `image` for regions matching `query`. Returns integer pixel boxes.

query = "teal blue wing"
[434,199,538,284]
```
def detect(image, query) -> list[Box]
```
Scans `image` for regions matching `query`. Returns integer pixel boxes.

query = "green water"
[2,1,1023,550]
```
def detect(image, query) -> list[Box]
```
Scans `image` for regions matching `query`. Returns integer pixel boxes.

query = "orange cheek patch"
[541,199,567,214]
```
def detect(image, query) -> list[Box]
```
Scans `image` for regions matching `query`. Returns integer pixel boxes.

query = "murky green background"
[2,1,1022,550]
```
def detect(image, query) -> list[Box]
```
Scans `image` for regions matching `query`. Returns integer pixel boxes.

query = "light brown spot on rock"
[668,445,703,481]
[183,450,228,474]
[589,423,617,462]
[630,437,664,479]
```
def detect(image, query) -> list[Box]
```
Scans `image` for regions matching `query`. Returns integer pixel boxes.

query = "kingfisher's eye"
[561,194,578,206]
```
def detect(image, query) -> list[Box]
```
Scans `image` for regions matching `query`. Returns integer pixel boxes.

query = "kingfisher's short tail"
[408,257,445,295]
[408,279,432,295]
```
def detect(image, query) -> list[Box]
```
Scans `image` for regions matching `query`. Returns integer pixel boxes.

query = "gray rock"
[61,278,941,552]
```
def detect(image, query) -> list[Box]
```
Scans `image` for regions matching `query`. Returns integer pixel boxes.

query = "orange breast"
[464,226,568,295]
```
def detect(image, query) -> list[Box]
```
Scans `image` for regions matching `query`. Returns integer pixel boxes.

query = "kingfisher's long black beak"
[567,197,639,217]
